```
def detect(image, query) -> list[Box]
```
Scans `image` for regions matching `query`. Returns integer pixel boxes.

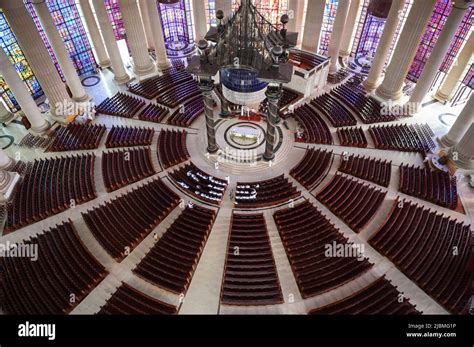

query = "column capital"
[265,84,283,101]
[198,78,215,93]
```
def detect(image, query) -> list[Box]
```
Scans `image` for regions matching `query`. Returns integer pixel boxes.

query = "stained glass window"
[451,62,473,106]
[440,8,473,73]
[0,10,43,112]
[0,77,19,112]
[350,0,370,57]
[406,0,452,83]
[351,0,413,68]
[462,63,474,89]
[104,0,127,42]
[24,0,63,80]
[159,0,194,56]
[206,0,218,27]
[319,0,339,56]
[25,0,97,77]
[231,0,288,27]
[184,0,194,43]
[356,13,386,59]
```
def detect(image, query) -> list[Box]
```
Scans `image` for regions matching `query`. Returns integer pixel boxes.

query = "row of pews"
[101,147,155,192]
[4,154,96,234]
[105,126,154,148]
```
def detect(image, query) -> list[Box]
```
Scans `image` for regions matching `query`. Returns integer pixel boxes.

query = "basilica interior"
[0,0,472,316]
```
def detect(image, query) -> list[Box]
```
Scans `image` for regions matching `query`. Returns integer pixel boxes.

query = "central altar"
[230,125,263,145]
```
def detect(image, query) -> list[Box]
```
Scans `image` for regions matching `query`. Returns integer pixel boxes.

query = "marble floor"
[0,66,472,315]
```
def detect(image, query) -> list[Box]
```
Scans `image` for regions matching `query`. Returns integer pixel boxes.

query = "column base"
[374,87,403,105]
[375,84,403,103]
[263,152,275,162]
[0,171,20,204]
[114,73,132,85]
[0,156,15,171]
[49,111,69,125]
[156,59,172,71]
[450,147,474,170]
[0,111,15,124]
[30,120,51,135]
[132,59,158,80]
[73,93,92,103]
[362,78,381,93]
[433,90,450,103]
[99,59,112,69]
[438,134,456,148]
[207,144,219,154]
[339,51,350,59]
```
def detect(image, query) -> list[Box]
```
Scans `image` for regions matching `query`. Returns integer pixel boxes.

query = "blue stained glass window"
[158,0,194,56]
[206,0,217,27]
[355,14,386,59]
[351,0,413,68]
[24,0,97,78]
[0,10,43,112]
[319,0,339,56]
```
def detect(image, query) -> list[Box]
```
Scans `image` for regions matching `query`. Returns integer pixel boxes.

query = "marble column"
[450,122,474,169]
[408,0,471,113]
[119,0,156,77]
[435,32,474,103]
[91,0,131,84]
[328,0,352,75]
[439,94,474,148]
[0,100,15,123]
[78,0,111,68]
[31,0,90,103]
[363,0,406,92]
[138,0,155,50]
[219,72,231,118]
[301,0,326,53]
[193,0,208,40]
[263,85,282,161]
[215,0,233,17]
[0,148,15,171]
[339,0,361,58]
[2,0,72,118]
[0,46,50,134]
[145,0,172,70]
[375,0,437,102]
[199,78,219,154]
